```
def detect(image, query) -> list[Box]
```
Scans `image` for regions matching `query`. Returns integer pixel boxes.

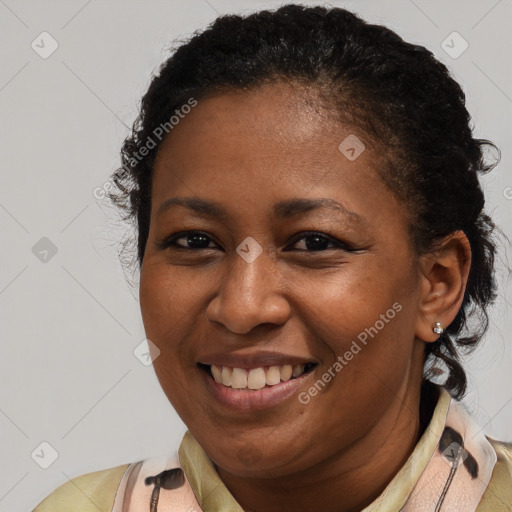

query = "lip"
[197,350,317,369]
[199,363,317,411]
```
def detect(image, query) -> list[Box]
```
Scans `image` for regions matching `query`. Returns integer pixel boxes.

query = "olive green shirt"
[32,387,512,511]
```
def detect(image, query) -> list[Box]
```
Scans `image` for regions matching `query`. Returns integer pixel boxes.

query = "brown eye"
[288,232,356,252]
[157,231,218,251]
[156,230,357,253]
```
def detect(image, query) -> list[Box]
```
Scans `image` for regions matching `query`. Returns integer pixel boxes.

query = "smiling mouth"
[198,363,317,390]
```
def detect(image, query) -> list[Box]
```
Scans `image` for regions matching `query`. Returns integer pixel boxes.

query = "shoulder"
[32,462,130,512]
[476,436,512,511]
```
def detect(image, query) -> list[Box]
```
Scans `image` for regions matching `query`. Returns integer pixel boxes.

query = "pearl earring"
[433,321,444,335]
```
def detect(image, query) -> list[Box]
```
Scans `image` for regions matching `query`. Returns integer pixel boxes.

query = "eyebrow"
[156,196,364,222]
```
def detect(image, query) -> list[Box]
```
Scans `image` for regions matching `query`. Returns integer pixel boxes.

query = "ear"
[415,230,472,342]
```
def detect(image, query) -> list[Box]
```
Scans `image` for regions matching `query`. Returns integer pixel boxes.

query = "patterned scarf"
[110,392,497,512]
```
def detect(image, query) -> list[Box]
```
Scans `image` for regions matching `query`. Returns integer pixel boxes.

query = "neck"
[216,381,439,512]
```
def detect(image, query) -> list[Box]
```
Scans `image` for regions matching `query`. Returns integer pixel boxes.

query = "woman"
[32,4,511,511]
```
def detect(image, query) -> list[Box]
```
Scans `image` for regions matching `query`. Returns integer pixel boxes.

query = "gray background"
[0,0,511,510]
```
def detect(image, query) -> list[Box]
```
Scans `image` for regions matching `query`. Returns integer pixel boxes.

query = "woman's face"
[140,82,425,478]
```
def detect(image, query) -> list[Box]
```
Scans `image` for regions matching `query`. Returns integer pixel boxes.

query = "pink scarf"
[110,395,497,512]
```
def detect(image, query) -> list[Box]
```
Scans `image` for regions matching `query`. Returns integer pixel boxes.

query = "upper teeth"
[210,364,307,390]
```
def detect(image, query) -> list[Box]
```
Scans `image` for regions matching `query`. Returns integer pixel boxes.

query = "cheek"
[295,262,403,328]
[139,261,218,390]
[140,262,201,337]
[291,269,418,441]
[139,264,199,410]
[294,259,417,380]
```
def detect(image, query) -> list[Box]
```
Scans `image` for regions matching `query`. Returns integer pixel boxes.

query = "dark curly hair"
[108,4,502,400]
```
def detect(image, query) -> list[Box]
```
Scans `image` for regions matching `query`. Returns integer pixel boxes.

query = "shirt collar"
[179,385,452,512]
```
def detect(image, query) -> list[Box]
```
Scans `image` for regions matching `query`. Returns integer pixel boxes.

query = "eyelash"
[156,230,356,253]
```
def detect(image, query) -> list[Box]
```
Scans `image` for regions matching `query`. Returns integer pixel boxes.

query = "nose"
[205,247,291,335]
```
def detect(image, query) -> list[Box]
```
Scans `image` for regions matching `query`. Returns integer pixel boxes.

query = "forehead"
[150,82,404,232]
[154,84,378,182]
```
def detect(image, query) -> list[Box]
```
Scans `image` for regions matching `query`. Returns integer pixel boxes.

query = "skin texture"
[139,82,472,512]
